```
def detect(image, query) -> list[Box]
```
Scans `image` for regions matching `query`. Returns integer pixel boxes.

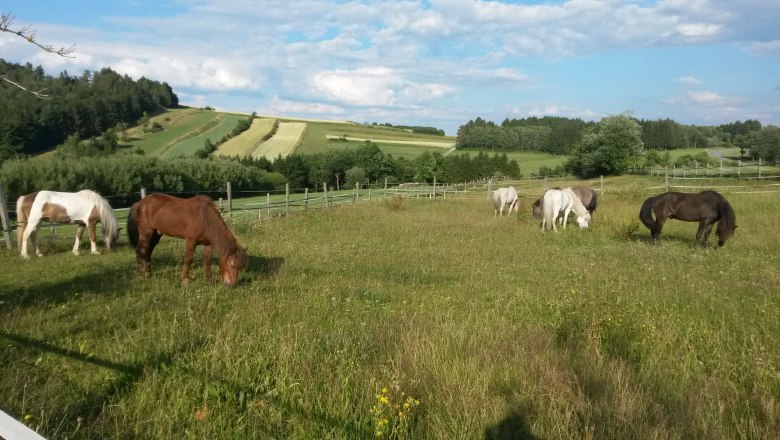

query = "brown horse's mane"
[200,197,247,266]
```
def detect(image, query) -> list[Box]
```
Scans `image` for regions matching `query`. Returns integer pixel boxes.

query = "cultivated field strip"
[213,118,277,157]
[325,134,454,148]
[252,122,306,159]
[160,114,244,159]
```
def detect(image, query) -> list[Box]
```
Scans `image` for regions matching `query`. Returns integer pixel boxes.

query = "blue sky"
[2,0,779,135]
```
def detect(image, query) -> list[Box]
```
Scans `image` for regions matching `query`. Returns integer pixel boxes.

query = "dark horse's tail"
[639,195,657,232]
[127,204,139,248]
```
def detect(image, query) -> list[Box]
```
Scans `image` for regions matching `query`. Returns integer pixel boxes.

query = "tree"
[1,13,75,98]
[565,113,644,178]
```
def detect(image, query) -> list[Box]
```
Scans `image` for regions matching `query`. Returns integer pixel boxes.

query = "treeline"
[239,142,521,190]
[0,155,285,208]
[456,117,592,154]
[456,115,769,155]
[369,122,445,136]
[0,142,520,207]
[0,59,178,159]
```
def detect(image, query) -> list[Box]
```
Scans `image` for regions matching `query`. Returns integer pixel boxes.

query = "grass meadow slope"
[1,176,777,439]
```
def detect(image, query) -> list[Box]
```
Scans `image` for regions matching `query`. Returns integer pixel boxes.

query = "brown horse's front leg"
[697,221,715,247]
[203,244,213,283]
[181,240,197,284]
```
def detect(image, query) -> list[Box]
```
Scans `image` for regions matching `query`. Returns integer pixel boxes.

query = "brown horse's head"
[716,224,736,247]
[219,245,248,287]
[531,198,543,219]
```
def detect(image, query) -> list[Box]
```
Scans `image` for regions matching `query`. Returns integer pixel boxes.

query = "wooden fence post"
[323,183,329,208]
[665,171,669,192]
[759,158,762,178]
[600,175,604,198]
[304,188,309,210]
[227,181,233,217]
[354,182,358,203]
[384,177,388,198]
[141,187,146,199]
[0,183,12,249]
[285,183,290,217]
[266,193,271,217]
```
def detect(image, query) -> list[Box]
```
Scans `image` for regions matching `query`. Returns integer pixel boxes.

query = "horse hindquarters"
[639,197,662,241]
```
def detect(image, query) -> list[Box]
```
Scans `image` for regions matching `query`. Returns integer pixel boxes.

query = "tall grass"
[1,177,778,438]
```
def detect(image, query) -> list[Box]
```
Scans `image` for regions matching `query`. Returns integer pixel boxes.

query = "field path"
[252,122,307,160]
[325,134,454,148]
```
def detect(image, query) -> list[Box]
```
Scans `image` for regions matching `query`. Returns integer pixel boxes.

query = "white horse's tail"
[15,194,29,250]
[78,190,119,249]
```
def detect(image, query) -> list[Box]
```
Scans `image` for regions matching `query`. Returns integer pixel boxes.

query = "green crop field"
[1,176,777,439]
[213,118,277,158]
[160,114,244,159]
[123,109,220,156]
[252,122,307,160]
[296,121,456,156]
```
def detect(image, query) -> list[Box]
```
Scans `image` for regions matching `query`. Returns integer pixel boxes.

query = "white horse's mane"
[76,190,119,247]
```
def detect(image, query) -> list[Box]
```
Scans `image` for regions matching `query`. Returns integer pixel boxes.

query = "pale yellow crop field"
[252,122,307,160]
[213,118,277,157]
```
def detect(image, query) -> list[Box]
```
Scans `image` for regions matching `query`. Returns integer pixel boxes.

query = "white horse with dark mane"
[491,186,519,217]
[541,188,590,232]
[16,189,119,258]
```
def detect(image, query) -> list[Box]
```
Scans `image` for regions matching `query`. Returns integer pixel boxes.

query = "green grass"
[2,176,778,438]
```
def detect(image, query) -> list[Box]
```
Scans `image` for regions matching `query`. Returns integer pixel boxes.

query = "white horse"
[541,188,590,232]
[16,190,119,258]
[491,186,519,217]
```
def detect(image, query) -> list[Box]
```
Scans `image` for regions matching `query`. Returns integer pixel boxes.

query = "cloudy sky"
[2,0,779,135]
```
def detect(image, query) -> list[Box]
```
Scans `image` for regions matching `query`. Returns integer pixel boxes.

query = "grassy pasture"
[2,179,778,439]
[213,118,277,158]
[160,114,244,159]
[455,148,569,175]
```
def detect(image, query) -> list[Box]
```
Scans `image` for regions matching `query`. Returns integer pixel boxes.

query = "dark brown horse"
[532,186,597,219]
[127,194,248,286]
[639,190,737,247]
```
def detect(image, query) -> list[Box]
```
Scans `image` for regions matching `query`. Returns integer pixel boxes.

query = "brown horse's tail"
[639,196,657,232]
[127,204,139,248]
[15,195,28,250]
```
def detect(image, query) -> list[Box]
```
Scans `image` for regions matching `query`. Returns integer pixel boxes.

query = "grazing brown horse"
[127,194,248,286]
[639,190,736,247]
[532,186,597,219]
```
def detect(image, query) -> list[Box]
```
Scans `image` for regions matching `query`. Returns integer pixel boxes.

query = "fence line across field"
[3,173,780,250]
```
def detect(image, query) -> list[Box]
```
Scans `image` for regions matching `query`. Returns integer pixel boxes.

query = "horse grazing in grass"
[639,190,736,247]
[127,193,248,286]
[16,190,119,258]
[541,188,590,232]
[491,186,519,217]
[532,186,597,219]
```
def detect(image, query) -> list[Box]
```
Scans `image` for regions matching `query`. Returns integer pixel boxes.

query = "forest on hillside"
[0,59,178,160]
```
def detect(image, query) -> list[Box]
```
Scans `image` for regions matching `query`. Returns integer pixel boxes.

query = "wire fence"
[2,172,779,250]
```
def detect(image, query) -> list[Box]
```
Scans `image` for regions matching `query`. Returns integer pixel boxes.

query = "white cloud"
[266,96,345,115]
[311,67,456,107]
[675,76,704,86]
[747,39,780,55]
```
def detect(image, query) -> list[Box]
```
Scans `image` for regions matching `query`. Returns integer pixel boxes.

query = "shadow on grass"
[484,410,541,440]
[245,255,285,279]
[0,330,370,438]
[0,330,207,438]
[0,265,135,310]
